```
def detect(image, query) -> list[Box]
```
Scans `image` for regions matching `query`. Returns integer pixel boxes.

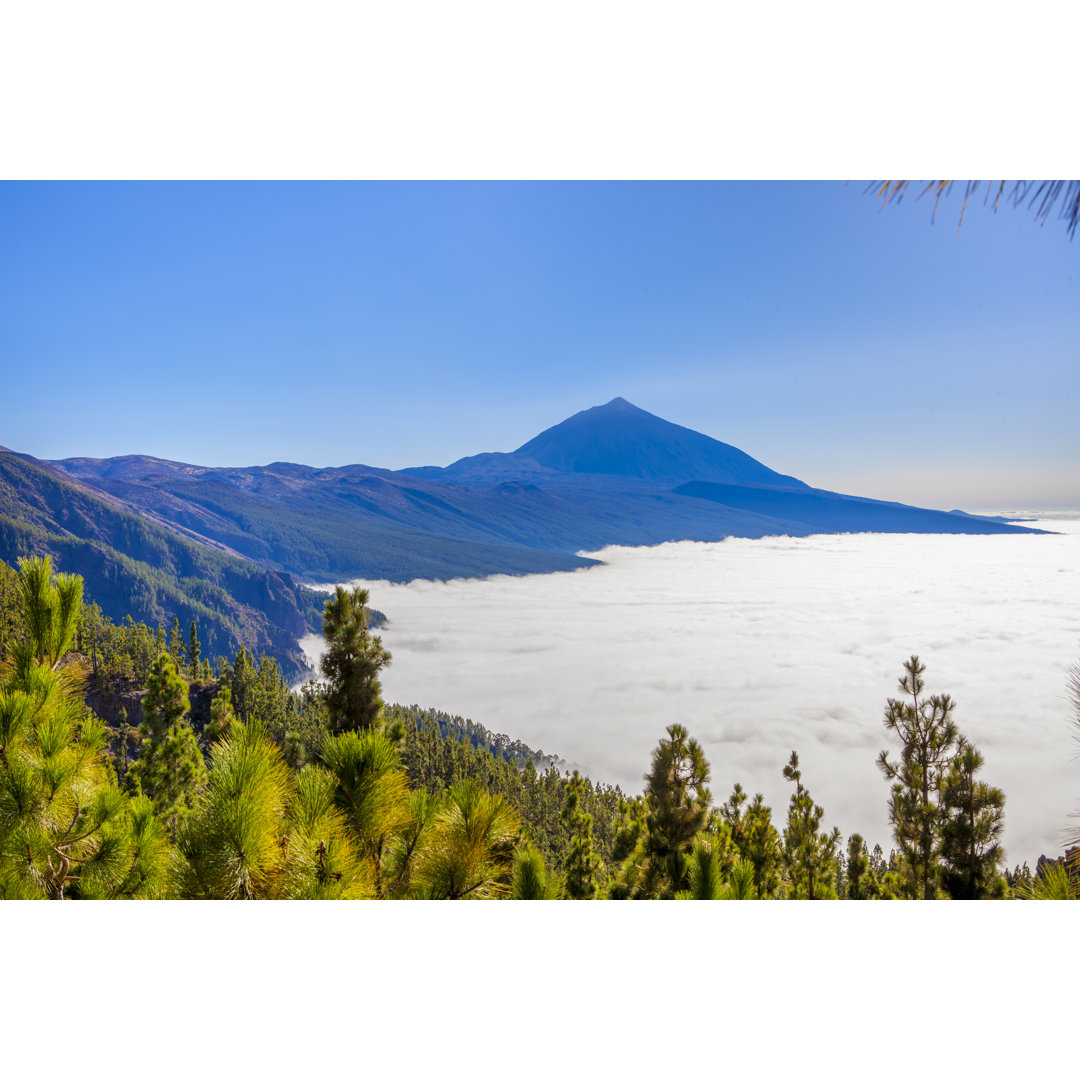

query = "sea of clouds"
[300,513,1080,866]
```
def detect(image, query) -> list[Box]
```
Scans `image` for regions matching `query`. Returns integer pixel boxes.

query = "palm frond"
[865,180,1080,238]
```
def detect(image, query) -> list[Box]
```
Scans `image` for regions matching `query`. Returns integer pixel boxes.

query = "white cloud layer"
[302,513,1080,866]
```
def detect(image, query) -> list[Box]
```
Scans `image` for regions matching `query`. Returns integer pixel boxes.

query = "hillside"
[0,452,321,679]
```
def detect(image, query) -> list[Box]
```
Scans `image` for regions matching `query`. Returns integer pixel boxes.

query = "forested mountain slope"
[0,451,319,678]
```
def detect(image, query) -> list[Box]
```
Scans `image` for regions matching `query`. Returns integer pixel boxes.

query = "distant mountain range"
[0,397,1042,675]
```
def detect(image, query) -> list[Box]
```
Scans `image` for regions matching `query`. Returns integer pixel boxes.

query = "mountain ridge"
[2,396,1045,673]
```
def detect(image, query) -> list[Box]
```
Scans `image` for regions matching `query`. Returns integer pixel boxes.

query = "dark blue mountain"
[513,397,808,488]
[32,397,1043,594]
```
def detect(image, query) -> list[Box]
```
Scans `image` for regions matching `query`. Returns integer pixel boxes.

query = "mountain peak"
[514,399,807,489]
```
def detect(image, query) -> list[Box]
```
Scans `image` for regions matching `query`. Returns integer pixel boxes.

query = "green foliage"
[939,741,1006,899]
[612,724,712,899]
[738,790,781,898]
[411,780,520,899]
[188,620,201,677]
[685,834,724,900]
[846,833,870,900]
[511,843,553,899]
[205,685,239,744]
[877,656,960,899]
[1016,860,1077,900]
[321,586,391,734]
[395,705,622,876]
[127,654,207,841]
[16,555,83,670]
[320,729,412,896]
[781,751,841,899]
[0,557,178,898]
[723,858,756,900]
[183,720,295,899]
[0,452,315,681]
[279,765,374,899]
[561,770,601,899]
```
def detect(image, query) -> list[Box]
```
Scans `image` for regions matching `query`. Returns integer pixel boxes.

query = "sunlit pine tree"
[939,740,1006,899]
[877,656,960,899]
[127,653,206,842]
[781,750,841,899]
[321,585,391,735]
[561,769,600,899]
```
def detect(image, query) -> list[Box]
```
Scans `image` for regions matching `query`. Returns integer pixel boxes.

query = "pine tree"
[0,557,178,899]
[781,751,841,899]
[169,617,185,668]
[128,653,206,841]
[183,719,295,899]
[320,729,413,896]
[188,620,201,678]
[321,585,391,734]
[511,843,551,899]
[743,793,781,898]
[939,740,1006,899]
[635,723,711,898]
[205,685,238,744]
[561,769,600,899]
[877,656,960,899]
[411,780,520,899]
[685,834,724,899]
[720,782,748,852]
[230,646,253,722]
[846,833,870,900]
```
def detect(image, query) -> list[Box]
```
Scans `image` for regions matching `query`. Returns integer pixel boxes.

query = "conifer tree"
[411,780,520,899]
[625,724,712,898]
[846,833,870,900]
[877,656,960,899]
[205,685,238,744]
[685,834,724,899]
[128,654,206,841]
[0,558,177,899]
[561,769,600,899]
[742,793,781,898]
[511,843,552,899]
[183,719,295,899]
[781,750,841,899]
[230,646,253,721]
[188,620,201,678]
[939,740,1006,899]
[320,729,413,896]
[321,585,391,734]
[720,782,748,852]
[169,617,185,668]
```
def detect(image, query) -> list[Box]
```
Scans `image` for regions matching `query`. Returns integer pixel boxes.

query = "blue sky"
[1,180,1076,508]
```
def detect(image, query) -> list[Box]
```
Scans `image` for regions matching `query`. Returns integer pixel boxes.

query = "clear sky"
[1,180,1076,509]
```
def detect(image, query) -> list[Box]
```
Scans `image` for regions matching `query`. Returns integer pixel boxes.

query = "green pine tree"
[169,617,185,668]
[205,685,238,744]
[877,656,960,899]
[614,724,711,899]
[781,750,841,899]
[939,740,1006,899]
[561,769,600,899]
[320,585,391,734]
[0,557,178,899]
[846,833,870,900]
[188,620,201,679]
[742,792,782,898]
[511,843,552,899]
[128,653,206,842]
